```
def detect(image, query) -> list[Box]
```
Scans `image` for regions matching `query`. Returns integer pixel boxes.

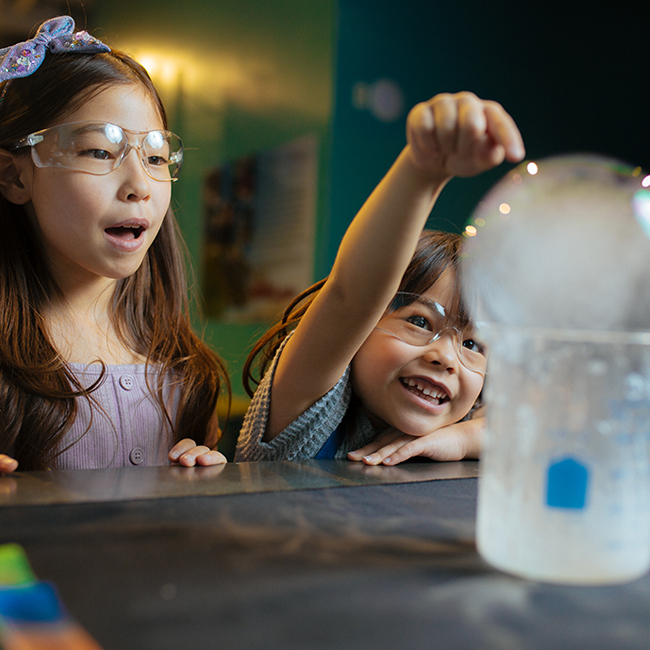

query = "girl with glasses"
[0,17,228,473]
[237,92,525,465]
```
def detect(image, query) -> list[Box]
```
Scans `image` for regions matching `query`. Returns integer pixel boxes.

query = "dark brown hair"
[0,49,229,469]
[243,229,470,397]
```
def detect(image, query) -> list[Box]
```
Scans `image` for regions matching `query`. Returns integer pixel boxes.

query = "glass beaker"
[477,325,650,584]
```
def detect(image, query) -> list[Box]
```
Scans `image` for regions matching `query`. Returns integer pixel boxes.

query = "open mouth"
[105,225,145,240]
[400,378,449,405]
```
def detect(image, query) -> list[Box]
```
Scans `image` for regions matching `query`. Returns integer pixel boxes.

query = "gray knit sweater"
[235,338,378,461]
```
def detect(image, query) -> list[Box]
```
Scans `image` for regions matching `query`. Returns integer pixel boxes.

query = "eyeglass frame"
[5,120,184,183]
[374,291,488,375]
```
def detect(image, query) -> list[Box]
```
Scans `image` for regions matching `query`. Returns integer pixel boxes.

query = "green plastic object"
[0,544,36,586]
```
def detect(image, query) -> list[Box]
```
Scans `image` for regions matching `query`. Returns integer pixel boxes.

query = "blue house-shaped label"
[546,457,590,510]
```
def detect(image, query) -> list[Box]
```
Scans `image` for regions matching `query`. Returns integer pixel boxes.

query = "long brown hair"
[0,49,229,470]
[243,230,469,397]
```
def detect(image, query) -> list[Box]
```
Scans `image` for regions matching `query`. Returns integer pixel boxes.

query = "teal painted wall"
[328,0,650,271]
[327,0,499,261]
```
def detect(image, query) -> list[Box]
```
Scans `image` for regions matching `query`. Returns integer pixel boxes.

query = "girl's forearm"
[267,147,444,437]
[326,146,449,322]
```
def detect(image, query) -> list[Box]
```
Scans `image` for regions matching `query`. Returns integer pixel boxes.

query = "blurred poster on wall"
[201,135,318,323]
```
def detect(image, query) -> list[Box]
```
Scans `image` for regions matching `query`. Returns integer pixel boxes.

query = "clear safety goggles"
[375,292,487,374]
[8,121,184,182]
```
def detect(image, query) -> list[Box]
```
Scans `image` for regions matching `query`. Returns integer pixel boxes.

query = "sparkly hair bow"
[0,15,110,83]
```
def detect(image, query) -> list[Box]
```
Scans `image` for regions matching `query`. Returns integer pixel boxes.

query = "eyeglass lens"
[379,293,487,372]
[29,122,183,181]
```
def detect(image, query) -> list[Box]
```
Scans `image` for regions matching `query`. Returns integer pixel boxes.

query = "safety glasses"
[375,292,487,374]
[8,121,183,182]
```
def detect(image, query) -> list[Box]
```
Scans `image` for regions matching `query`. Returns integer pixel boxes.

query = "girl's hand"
[347,417,485,465]
[169,439,227,467]
[0,454,18,473]
[406,91,525,180]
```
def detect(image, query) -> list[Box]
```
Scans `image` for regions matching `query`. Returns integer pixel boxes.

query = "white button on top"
[119,374,135,390]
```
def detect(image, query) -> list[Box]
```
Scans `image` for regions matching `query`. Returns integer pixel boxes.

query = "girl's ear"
[0,149,31,205]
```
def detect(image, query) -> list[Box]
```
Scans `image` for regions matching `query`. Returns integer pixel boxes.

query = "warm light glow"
[137,55,160,76]
[527,162,539,175]
[138,54,181,88]
[474,217,486,227]
[465,225,477,237]
[642,175,650,188]
[499,203,511,215]
[121,43,329,118]
[633,166,642,177]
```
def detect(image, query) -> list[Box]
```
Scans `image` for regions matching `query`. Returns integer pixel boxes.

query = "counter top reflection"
[0,459,479,506]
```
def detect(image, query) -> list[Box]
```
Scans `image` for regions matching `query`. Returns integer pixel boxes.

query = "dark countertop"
[1,460,649,650]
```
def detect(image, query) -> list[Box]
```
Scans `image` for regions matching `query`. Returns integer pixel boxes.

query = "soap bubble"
[462,154,650,331]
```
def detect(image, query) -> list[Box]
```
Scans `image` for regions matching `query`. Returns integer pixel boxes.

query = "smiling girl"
[0,17,228,472]
[236,91,524,465]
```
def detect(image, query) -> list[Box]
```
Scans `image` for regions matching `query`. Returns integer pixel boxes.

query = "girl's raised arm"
[265,92,524,440]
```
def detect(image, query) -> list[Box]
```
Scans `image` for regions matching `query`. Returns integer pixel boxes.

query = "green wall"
[95,0,336,407]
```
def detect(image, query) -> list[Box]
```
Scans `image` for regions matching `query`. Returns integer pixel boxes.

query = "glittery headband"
[0,15,110,108]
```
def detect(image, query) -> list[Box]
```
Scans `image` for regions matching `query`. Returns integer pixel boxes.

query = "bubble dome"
[461,154,650,331]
